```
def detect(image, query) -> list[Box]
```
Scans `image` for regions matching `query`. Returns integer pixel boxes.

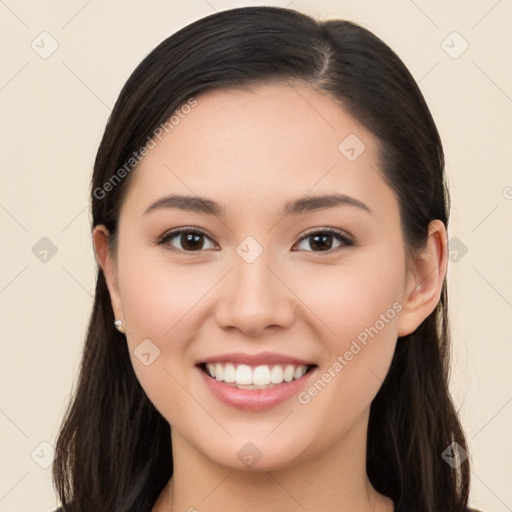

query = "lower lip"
[197,365,317,411]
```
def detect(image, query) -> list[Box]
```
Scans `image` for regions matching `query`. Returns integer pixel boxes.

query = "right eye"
[156,227,217,253]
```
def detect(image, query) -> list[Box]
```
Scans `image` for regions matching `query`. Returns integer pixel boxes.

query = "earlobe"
[397,220,448,337]
[92,225,124,321]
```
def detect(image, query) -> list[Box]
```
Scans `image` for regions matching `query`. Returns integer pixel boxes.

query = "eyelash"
[155,227,354,255]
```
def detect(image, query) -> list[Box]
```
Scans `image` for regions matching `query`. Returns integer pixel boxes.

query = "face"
[94,83,444,472]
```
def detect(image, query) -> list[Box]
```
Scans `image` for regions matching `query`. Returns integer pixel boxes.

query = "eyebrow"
[143,193,372,217]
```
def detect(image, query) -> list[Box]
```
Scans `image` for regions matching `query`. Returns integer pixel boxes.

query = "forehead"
[122,83,395,221]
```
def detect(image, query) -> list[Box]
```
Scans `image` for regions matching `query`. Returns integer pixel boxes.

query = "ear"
[92,225,124,321]
[397,219,448,337]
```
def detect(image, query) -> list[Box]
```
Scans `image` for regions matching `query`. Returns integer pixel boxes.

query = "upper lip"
[196,352,317,367]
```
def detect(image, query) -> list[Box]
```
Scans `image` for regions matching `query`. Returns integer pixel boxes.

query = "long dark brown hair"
[52,6,471,511]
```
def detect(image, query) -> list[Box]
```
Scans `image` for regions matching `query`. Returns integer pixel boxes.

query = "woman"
[51,6,481,512]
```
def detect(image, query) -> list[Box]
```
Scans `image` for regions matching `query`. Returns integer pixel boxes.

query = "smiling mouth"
[197,362,317,390]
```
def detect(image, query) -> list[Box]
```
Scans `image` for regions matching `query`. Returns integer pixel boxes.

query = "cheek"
[118,250,206,340]
[297,252,403,343]
[116,253,204,399]
[293,256,403,410]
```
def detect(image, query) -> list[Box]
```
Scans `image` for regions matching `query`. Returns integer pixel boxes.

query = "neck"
[153,411,394,512]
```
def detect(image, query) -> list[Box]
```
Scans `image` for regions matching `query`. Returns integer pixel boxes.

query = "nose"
[214,250,296,337]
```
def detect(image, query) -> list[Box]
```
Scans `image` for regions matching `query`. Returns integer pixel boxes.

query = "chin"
[200,434,313,473]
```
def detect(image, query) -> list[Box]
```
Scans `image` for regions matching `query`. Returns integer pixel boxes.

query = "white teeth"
[235,364,253,385]
[293,365,307,380]
[253,365,271,386]
[203,362,311,387]
[283,365,295,382]
[270,365,284,384]
[223,363,236,383]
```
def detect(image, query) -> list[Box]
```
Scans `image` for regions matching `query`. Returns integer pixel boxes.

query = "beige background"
[1,1,511,511]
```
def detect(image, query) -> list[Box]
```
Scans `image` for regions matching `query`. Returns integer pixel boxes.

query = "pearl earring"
[114,319,125,334]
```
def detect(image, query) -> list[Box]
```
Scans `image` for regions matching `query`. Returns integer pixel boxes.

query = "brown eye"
[158,228,216,253]
[293,228,353,253]
[157,227,353,255]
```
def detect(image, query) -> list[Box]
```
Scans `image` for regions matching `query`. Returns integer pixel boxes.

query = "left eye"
[157,228,353,254]
[293,228,353,253]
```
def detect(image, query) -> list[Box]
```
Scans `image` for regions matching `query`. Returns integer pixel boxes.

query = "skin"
[93,83,447,511]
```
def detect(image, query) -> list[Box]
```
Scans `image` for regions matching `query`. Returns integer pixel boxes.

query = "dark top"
[50,507,484,511]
